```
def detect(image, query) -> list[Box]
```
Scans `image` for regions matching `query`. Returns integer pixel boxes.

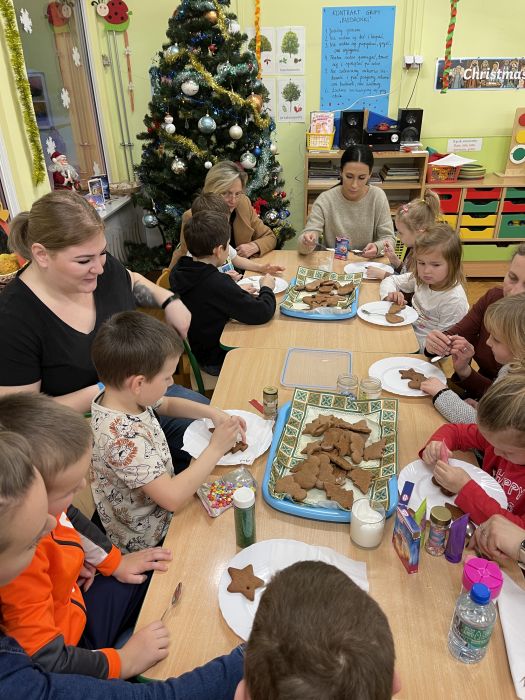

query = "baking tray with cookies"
[262,388,399,523]
[279,266,362,320]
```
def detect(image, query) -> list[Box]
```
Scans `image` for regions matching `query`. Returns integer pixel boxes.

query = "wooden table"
[137,349,521,699]
[220,250,420,354]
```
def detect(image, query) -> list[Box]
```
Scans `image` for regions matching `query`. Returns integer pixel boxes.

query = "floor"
[465,277,500,306]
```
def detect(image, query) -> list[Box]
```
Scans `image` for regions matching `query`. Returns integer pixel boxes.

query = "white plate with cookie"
[368,357,446,397]
[218,539,368,640]
[343,262,394,279]
[398,458,507,518]
[238,276,289,294]
[357,301,418,327]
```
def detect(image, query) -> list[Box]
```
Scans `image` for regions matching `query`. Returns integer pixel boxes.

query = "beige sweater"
[298,185,395,255]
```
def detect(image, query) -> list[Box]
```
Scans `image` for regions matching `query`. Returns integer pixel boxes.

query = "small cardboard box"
[392,505,421,574]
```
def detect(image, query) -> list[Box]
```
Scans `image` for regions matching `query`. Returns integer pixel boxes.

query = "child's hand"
[421,440,451,465]
[242,284,258,296]
[420,377,447,397]
[259,274,276,290]
[77,562,96,592]
[259,263,285,276]
[365,266,389,280]
[119,621,169,679]
[211,410,247,442]
[465,398,479,409]
[225,270,243,282]
[361,242,379,258]
[433,460,471,494]
[113,547,172,584]
[382,240,399,265]
[209,416,244,455]
[385,291,405,306]
[425,330,452,356]
[449,335,475,376]
[300,232,317,252]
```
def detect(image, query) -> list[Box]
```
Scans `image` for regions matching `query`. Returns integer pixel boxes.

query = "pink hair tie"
[399,204,409,214]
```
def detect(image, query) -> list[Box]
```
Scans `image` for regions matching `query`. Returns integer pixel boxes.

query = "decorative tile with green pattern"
[268,388,399,514]
[280,267,363,311]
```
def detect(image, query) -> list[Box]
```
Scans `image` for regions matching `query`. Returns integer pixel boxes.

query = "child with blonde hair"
[421,372,525,527]
[368,188,440,280]
[379,222,469,351]
[421,292,525,422]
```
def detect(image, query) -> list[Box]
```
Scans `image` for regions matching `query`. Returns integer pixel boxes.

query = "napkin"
[182,409,273,466]
[499,572,525,699]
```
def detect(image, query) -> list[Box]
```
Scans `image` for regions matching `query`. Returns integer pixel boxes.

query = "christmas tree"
[132,0,295,273]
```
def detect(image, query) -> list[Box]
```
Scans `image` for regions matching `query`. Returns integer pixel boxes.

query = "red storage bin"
[465,187,502,199]
[434,188,461,213]
[502,199,525,213]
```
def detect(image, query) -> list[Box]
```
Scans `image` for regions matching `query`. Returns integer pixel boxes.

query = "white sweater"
[299,185,395,255]
[379,272,469,352]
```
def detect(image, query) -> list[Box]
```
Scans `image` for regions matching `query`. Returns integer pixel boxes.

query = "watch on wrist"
[161,293,180,310]
[518,539,525,570]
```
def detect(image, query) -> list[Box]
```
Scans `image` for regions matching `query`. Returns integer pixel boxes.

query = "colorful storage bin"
[505,187,525,199]
[460,227,494,240]
[498,214,525,239]
[502,199,525,213]
[434,188,461,213]
[463,200,499,213]
[461,214,497,227]
[465,187,502,199]
[442,214,458,228]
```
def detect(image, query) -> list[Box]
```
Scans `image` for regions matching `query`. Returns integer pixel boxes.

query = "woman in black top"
[0,190,206,468]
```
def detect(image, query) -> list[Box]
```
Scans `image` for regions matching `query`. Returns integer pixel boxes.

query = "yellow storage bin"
[460,214,497,227]
[442,214,458,228]
[460,227,494,240]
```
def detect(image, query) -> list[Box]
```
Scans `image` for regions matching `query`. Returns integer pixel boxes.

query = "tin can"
[263,386,278,420]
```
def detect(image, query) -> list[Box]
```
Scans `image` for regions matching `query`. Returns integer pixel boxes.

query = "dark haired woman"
[298,144,394,257]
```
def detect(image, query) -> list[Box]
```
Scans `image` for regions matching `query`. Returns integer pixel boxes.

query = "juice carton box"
[392,505,421,574]
[334,236,349,260]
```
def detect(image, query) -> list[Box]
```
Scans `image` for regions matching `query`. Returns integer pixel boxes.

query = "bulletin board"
[320,6,396,114]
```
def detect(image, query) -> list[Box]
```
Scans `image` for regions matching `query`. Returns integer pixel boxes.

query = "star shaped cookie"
[227,564,265,601]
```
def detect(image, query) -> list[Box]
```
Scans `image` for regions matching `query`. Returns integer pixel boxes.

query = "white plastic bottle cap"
[233,486,255,509]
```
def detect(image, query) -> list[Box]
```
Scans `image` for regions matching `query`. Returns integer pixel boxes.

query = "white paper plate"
[182,409,273,465]
[238,276,289,294]
[218,539,369,640]
[398,458,508,518]
[368,356,446,397]
[343,262,394,279]
[357,300,418,327]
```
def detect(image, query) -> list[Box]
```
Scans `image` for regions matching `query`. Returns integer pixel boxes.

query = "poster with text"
[320,6,395,114]
[261,78,276,119]
[277,26,306,74]
[434,57,525,90]
[277,77,305,122]
[244,27,276,76]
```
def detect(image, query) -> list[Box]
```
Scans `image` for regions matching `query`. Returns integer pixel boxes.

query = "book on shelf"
[309,111,335,134]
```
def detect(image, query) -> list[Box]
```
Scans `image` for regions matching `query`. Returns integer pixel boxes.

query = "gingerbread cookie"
[431,475,455,498]
[324,483,354,510]
[399,368,426,389]
[290,457,320,490]
[349,433,366,464]
[227,565,265,601]
[315,461,337,490]
[274,475,307,501]
[385,313,403,324]
[301,439,323,456]
[445,502,465,521]
[348,467,372,494]
[338,283,356,295]
[363,437,386,462]
[303,415,331,436]
[209,428,248,454]
[389,302,406,314]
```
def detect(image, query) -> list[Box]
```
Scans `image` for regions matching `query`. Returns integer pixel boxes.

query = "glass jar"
[359,377,382,400]
[425,505,452,556]
[336,374,359,399]
[262,386,278,420]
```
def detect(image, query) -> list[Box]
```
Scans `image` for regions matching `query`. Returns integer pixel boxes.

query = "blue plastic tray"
[280,279,360,321]
[262,401,399,523]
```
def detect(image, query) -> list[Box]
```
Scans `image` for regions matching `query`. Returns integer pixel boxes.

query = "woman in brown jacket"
[169,161,277,268]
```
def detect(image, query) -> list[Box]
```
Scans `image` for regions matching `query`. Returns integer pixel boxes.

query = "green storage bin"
[498,214,525,238]
[506,187,525,199]
[461,243,519,262]
[463,200,499,213]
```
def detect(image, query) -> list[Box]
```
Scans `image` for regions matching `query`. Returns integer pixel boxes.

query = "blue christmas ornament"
[279,209,290,220]
[269,120,276,132]
[198,115,217,134]
[253,146,262,156]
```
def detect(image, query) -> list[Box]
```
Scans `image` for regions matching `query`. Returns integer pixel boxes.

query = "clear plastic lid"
[280,348,352,390]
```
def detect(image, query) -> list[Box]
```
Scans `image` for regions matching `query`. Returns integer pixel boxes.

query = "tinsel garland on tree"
[132,0,294,273]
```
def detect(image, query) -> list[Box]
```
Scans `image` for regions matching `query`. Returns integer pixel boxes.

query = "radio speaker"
[397,108,423,143]
[338,110,365,149]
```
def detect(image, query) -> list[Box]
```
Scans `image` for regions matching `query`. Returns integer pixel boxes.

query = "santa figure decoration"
[48,151,81,190]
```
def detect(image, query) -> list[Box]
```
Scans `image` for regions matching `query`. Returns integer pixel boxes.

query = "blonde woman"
[169,160,277,268]
[421,292,525,423]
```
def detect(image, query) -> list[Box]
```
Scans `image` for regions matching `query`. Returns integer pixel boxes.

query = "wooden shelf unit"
[304,149,429,221]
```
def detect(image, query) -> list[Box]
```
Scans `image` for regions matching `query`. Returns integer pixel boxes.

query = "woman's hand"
[299,232,318,253]
[420,377,447,397]
[259,263,285,275]
[385,291,405,306]
[470,515,525,561]
[163,298,191,339]
[361,242,379,258]
[236,242,259,258]
[425,330,452,356]
[433,460,471,494]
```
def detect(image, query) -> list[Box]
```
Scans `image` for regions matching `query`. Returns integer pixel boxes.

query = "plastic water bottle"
[447,583,497,664]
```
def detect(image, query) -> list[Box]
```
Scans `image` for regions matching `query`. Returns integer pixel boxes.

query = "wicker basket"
[0,268,19,293]
[426,164,460,184]
[109,181,141,196]
[306,131,336,152]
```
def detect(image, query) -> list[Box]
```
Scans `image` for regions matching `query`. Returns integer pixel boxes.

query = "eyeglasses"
[221,191,243,200]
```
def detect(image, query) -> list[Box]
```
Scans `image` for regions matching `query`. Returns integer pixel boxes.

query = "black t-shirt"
[0,253,135,396]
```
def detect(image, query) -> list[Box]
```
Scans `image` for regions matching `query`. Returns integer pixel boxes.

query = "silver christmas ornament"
[228,19,240,33]
[240,151,257,169]
[142,213,158,228]
[229,124,243,140]
[164,44,180,59]
[263,209,279,225]
[171,156,187,174]
[204,161,213,169]
[164,123,176,134]
[198,115,216,134]
[181,79,199,96]
[270,142,278,155]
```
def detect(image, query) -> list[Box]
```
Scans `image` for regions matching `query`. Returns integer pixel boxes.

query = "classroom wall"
[1,0,524,234]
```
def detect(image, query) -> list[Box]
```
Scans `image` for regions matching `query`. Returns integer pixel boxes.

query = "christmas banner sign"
[435,57,525,91]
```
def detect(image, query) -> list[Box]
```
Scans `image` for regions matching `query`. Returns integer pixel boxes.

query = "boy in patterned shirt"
[90,311,244,552]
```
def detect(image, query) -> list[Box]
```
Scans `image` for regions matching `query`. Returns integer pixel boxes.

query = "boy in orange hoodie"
[0,393,172,680]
